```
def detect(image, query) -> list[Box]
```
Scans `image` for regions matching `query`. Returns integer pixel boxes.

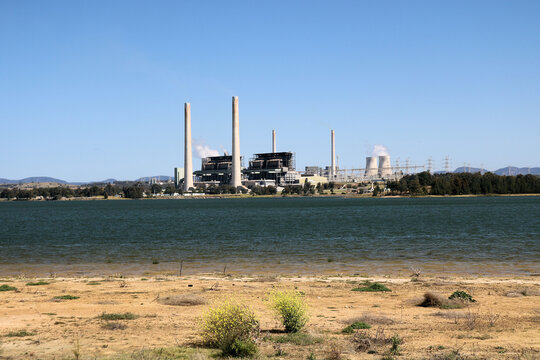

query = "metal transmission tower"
[443,156,451,173]
[427,157,434,173]
[405,159,410,175]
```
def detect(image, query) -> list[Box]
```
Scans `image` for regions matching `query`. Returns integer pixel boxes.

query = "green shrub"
[267,289,309,333]
[342,321,371,333]
[5,330,35,337]
[351,282,391,292]
[229,339,257,357]
[98,312,139,320]
[201,300,260,356]
[26,281,49,286]
[0,284,17,292]
[52,295,79,300]
[390,334,402,355]
[449,291,476,302]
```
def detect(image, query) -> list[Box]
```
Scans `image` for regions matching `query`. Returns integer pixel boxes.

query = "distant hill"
[0,177,68,185]
[452,167,540,175]
[0,176,174,185]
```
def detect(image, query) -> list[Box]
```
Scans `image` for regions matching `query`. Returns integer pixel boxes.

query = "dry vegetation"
[0,274,538,359]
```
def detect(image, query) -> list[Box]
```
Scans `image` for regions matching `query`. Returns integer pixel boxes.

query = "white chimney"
[183,103,194,191]
[231,96,241,188]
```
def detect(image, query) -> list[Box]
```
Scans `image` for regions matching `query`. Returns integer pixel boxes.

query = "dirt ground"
[0,274,539,359]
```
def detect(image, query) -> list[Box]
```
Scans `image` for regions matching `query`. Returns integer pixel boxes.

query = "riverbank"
[0,274,538,359]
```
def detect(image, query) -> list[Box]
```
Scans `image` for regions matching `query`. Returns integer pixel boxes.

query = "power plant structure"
[179,97,424,191]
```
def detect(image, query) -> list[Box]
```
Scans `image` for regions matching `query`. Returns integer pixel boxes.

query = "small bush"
[53,295,79,300]
[5,330,35,337]
[26,281,49,286]
[419,292,445,307]
[351,282,391,292]
[98,312,139,320]
[419,293,465,309]
[201,300,260,356]
[449,291,475,303]
[0,284,17,292]
[390,334,402,355]
[86,281,101,285]
[229,339,257,357]
[342,321,371,333]
[267,289,309,333]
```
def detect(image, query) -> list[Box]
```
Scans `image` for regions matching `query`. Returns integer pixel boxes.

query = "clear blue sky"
[1,1,539,181]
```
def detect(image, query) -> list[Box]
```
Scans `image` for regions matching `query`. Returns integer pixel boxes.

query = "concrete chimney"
[231,96,241,188]
[272,130,276,153]
[183,102,194,191]
[330,130,336,180]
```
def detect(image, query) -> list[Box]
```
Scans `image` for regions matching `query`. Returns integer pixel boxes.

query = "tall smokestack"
[231,96,241,188]
[330,130,336,179]
[272,130,276,153]
[183,102,193,191]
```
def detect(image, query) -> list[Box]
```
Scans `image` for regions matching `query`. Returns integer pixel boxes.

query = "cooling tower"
[378,155,392,178]
[231,96,241,188]
[365,157,378,177]
[183,103,194,191]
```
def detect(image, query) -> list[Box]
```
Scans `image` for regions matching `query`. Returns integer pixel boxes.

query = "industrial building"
[244,152,296,186]
[193,155,244,184]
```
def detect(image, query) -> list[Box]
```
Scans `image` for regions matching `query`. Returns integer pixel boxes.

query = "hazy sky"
[1,1,539,181]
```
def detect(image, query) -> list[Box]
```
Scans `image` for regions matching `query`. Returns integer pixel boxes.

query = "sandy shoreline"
[0,273,539,359]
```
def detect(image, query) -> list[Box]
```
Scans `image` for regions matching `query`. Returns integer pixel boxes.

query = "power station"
[178,96,424,191]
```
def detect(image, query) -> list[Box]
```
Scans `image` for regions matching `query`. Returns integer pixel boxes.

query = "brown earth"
[0,274,539,359]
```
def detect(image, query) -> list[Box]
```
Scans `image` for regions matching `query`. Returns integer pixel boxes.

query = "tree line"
[386,172,540,196]
[0,183,179,200]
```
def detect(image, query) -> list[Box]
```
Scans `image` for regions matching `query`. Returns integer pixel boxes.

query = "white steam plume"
[193,140,220,159]
[372,144,389,157]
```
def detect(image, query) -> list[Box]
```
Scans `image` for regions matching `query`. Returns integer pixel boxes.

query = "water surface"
[0,197,538,276]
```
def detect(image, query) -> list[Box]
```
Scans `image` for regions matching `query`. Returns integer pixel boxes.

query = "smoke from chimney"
[372,144,389,157]
[193,140,220,158]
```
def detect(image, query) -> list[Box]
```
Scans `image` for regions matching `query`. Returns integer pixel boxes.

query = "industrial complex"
[178,96,422,192]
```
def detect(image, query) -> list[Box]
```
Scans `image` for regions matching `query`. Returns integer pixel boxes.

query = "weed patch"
[52,295,79,300]
[449,291,476,303]
[342,321,371,333]
[351,282,391,292]
[98,312,139,320]
[269,332,323,346]
[0,284,17,292]
[26,281,49,286]
[4,330,35,337]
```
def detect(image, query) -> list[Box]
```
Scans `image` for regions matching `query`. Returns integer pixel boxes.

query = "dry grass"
[344,314,395,325]
[101,322,127,330]
[158,294,207,306]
